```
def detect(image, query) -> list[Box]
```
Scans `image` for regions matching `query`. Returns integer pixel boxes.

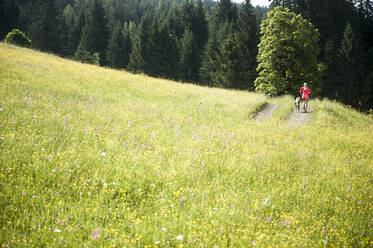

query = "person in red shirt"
[300,83,311,112]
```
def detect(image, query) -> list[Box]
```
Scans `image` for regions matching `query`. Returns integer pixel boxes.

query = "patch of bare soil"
[289,105,313,126]
[254,103,279,121]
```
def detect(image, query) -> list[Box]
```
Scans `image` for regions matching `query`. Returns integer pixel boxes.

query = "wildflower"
[91,228,100,239]
[155,241,161,245]
[101,152,106,157]
[176,235,184,241]
[0,108,2,111]
[0,137,4,140]
[162,227,167,232]
[54,229,61,233]
[22,191,27,196]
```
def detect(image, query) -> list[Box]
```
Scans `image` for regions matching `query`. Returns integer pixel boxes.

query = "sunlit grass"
[1,43,372,247]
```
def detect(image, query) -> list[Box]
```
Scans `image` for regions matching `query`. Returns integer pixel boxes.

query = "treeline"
[269,0,373,111]
[1,0,372,111]
[0,0,263,91]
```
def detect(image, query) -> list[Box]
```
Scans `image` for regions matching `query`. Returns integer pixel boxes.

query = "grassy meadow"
[1,43,373,247]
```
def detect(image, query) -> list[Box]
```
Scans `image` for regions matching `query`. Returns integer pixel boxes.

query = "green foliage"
[213,23,248,89]
[27,0,61,53]
[127,12,153,73]
[0,0,20,39]
[2,0,373,110]
[74,47,100,65]
[179,29,200,82]
[75,0,109,65]
[106,22,131,69]
[4,29,31,47]
[255,6,320,96]
[215,0,238,24]
[236,0,259,90]
[146,21,180,79]
[61,4,85,57]
[199,24,219,86]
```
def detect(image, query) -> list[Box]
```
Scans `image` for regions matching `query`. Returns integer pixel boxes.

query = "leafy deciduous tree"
[255,6,320,96]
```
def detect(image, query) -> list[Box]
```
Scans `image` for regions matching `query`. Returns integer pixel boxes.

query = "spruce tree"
[215,0,237,24]
[106,22,131,69]
[193,0,208,51]
[180,29,200,82]
[213,22,248,89]
[75,0,109,65]
[128,12,153,73]
[1,0,20,39]
[200,0,238,86]
[28,0,61,53]
[214,32,248,89]
[62,4,84,57]
[236,0,259,90]
[338,22,364,107]
[199,22,219,86]
[146,19,180,79]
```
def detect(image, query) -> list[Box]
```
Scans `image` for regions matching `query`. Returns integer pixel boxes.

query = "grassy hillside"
[0,43,372,247]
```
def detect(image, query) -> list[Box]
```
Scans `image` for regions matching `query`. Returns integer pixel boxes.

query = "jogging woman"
[300,83,311,112]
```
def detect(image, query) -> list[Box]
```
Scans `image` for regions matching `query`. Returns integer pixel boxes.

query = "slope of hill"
[0,43,372,247]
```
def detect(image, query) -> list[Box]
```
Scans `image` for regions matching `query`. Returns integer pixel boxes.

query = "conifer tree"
[75,0,109,65]
[146,20,180,79]
[62,4,85,57]
[236,0,259,90]
[180,29,200,82]
[1,0,20,39]
[338,22,364,106]
[128,12,153,73]
[200,0,237,86]
[215,0,237,24]
[214,32,248,89]
[199,22,219,86]
[193,0,208,51]
[106,22,131,69]
[28,0,61,53]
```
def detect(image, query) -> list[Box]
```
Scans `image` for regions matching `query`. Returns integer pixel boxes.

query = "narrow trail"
[254,103,279,121]
[289,105,313,126]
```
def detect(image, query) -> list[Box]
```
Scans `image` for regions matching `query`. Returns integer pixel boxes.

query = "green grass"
[1,43,372,247]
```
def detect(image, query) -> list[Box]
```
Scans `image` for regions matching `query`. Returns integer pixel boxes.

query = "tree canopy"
[255,6,320,96]
[1,0,373,111]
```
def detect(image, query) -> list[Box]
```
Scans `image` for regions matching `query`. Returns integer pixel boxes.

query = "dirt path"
[254,103,279,121]
[289,105,313,126]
